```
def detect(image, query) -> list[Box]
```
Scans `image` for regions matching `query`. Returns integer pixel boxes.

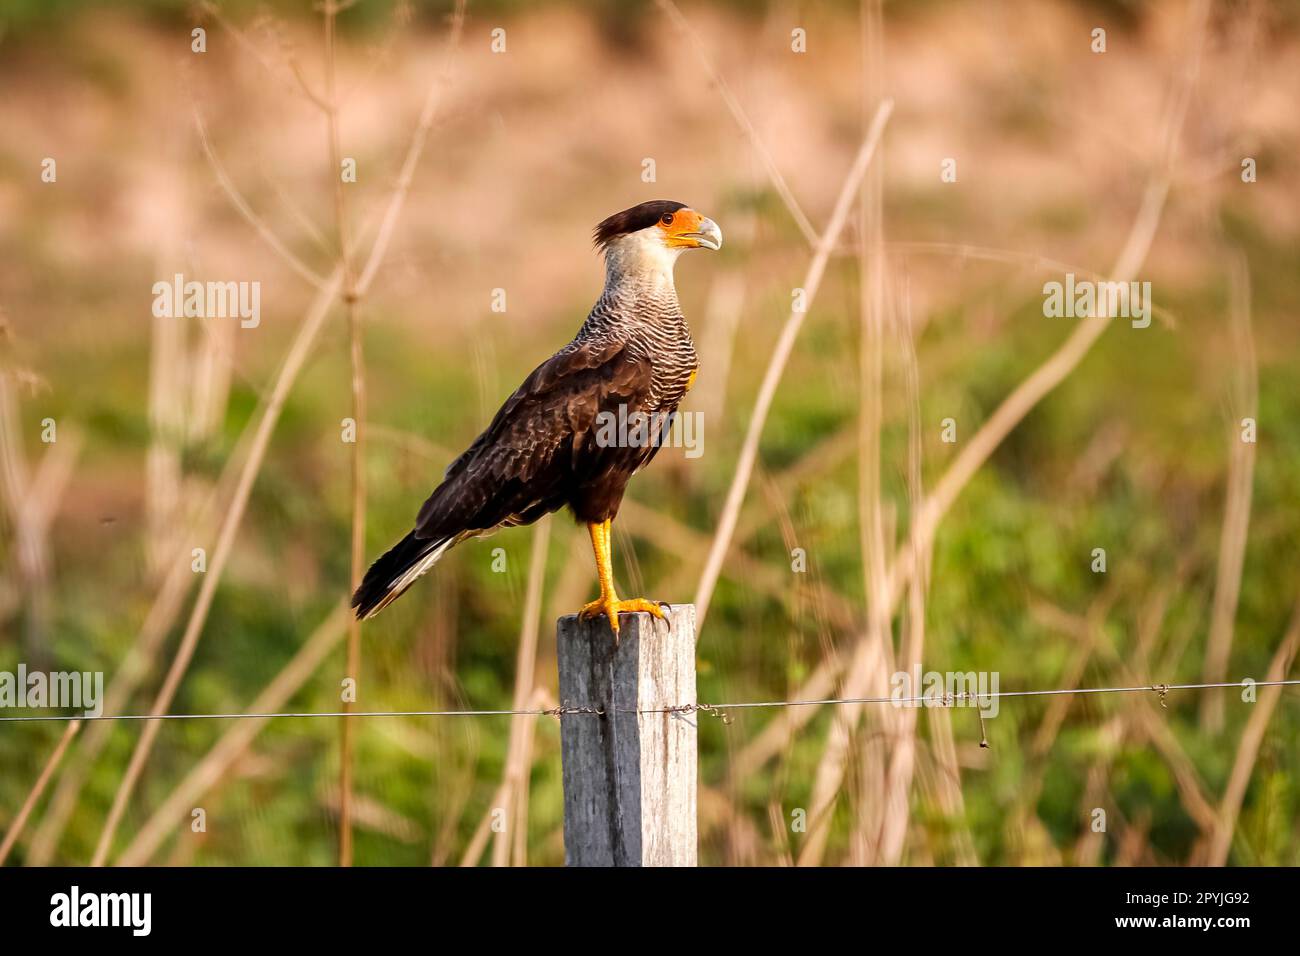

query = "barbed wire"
[0,679,1296,724]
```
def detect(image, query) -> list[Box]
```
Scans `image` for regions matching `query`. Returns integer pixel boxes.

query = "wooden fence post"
[556,604,697,866]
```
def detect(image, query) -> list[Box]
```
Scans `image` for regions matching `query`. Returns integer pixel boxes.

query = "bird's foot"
[579,596,668,637]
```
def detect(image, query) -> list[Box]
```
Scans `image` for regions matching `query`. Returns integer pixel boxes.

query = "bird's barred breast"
[626,314,698,410]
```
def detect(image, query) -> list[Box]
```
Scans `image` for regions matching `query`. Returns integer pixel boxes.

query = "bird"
[352,200,722,635]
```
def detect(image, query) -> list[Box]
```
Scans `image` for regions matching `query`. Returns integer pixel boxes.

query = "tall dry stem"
[796,0,1209,861]
[492,517,551,866]
[1200,249,1257,731]
[320,0,367,869]
[693,102,893,629]
[91,0,466,865]
[117,604,349,866]
[0,720,81,866]
[1207,599,1300,865]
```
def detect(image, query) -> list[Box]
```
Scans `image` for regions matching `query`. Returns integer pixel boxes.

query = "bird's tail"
[352,531,454,621]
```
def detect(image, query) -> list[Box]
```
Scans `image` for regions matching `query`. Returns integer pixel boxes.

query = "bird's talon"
[618,598,667,620]
[579,597,668,632]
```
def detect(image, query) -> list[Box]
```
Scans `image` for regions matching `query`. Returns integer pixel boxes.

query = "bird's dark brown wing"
[413,338,654,540]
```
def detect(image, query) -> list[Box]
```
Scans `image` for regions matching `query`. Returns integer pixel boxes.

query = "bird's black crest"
[593,200,687,250]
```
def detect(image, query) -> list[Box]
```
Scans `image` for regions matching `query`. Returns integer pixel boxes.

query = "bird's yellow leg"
[579,519,666,636]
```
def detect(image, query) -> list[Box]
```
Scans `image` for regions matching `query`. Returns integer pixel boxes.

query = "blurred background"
[1,0,1298,866]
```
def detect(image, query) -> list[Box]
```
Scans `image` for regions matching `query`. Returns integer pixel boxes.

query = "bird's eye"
[660,213,674,226]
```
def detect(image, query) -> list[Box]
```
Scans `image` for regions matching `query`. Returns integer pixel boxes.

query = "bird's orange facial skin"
[659,208,709,248]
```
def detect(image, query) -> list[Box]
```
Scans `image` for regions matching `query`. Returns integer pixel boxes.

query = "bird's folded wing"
[413,338,652,538]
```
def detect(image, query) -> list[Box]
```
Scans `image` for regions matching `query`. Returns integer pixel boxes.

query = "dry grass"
[492,517,551,867]
[0,719,80,866]
[1200,249,1258,731]
[86,0,468,866]
[692,101,894,627]
[116,604,349,866]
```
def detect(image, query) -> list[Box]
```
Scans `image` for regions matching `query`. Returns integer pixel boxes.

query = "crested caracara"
[352,200,722,634]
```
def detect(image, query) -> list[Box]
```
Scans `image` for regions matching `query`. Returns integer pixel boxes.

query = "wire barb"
[657,703,733,725]
[543,702,605,719]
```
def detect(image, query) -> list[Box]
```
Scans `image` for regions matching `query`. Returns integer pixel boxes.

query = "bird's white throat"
[602,227,683,296]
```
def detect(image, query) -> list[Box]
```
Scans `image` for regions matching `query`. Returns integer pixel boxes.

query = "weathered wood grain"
[557,604,697,866]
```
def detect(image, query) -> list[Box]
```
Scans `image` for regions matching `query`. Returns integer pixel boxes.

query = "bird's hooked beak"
[680,216,722,251]
[661,208,722,252]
